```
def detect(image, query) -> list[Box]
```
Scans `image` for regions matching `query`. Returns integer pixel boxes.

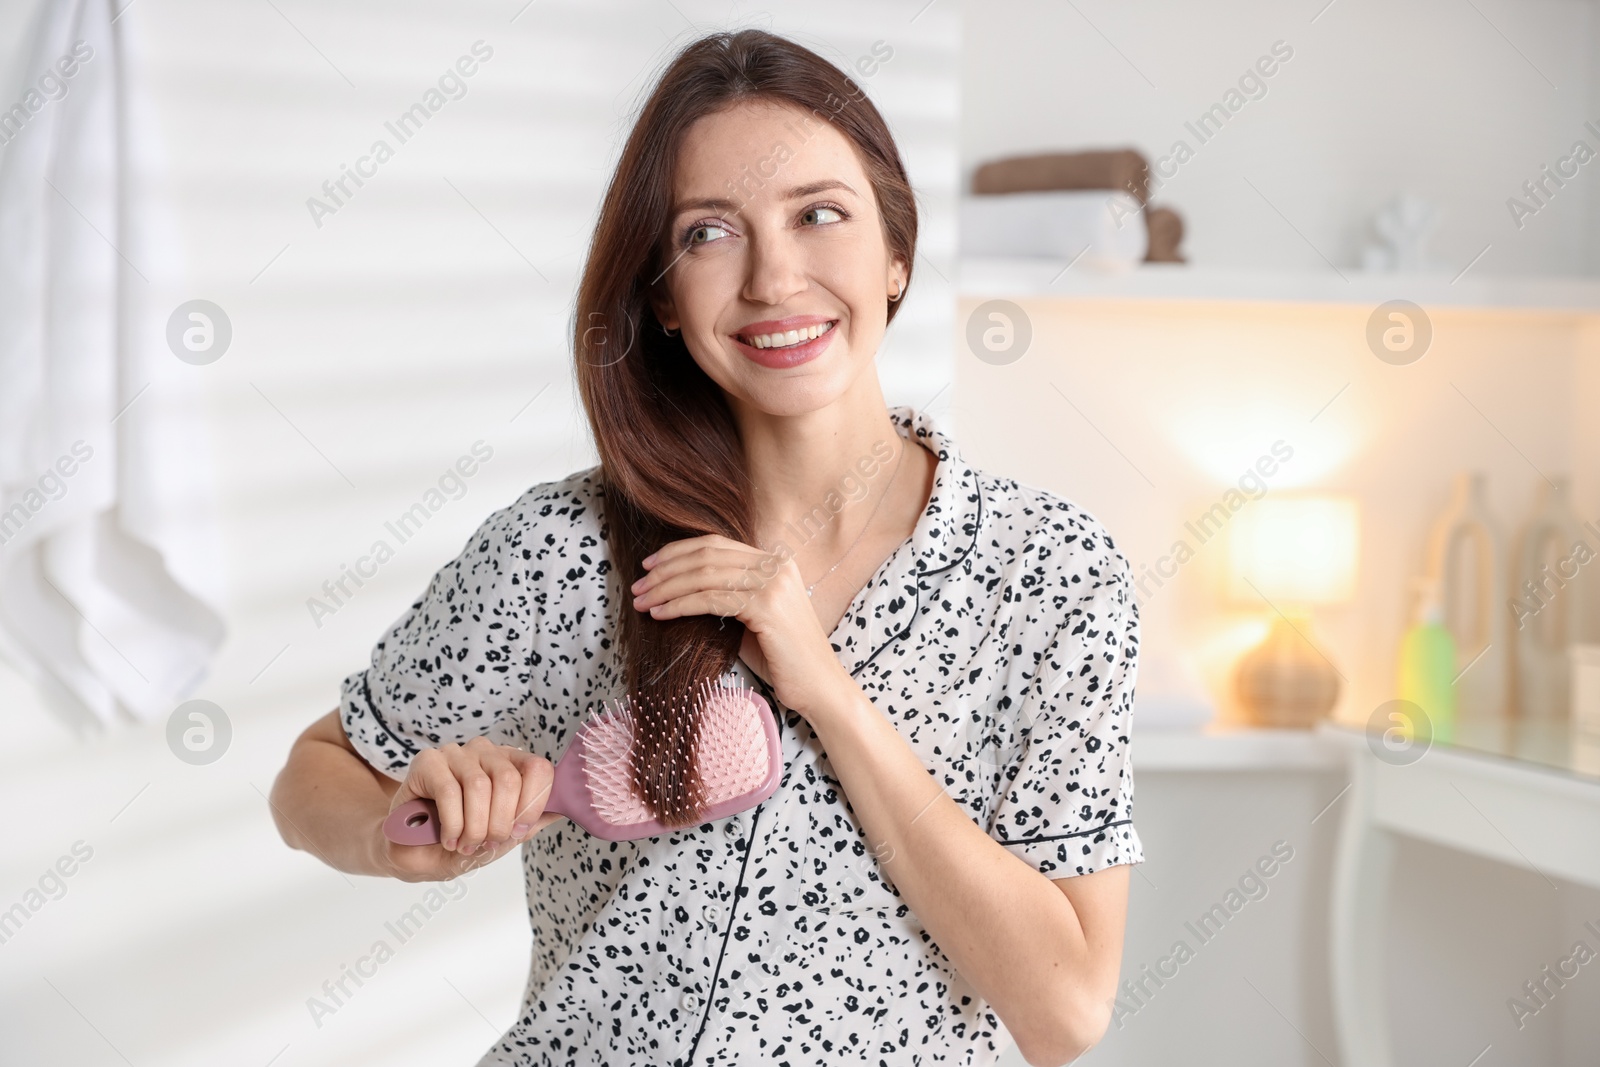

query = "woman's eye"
[802,205,844,226]
[686,222,730,246]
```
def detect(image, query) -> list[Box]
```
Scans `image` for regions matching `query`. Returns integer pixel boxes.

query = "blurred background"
[2,0,1599,1064]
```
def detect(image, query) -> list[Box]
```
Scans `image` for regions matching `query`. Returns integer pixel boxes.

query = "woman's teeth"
[742,321,834,349]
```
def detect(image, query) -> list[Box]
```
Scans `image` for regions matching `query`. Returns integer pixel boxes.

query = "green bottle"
[1398,576,1457,744]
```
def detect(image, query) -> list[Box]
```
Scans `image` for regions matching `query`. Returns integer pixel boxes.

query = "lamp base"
[1235,614,1340,728]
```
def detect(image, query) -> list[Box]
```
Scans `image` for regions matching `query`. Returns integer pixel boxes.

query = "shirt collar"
[887,403,982,581]
[732,404,983,693]
[821,404,983,680]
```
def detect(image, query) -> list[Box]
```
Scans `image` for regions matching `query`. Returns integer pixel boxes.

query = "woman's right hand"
[381,737,562,882]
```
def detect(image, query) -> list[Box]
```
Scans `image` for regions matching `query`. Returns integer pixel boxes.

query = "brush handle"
[381,689,778,845]
[382,756,583,846]
[382,797,449,846]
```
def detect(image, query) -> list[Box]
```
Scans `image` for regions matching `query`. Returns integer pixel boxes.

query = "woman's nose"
[742,231,807,306]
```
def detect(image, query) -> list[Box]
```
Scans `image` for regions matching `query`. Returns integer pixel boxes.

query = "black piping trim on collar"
[850,451,983,680]
[896,408,982,579]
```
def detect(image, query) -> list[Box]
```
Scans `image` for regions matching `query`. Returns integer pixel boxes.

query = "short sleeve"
[986,545,1143,878]
[338,502,536,780]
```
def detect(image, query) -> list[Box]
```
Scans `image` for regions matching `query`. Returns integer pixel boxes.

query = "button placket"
[721,791,805,1002]
[726,875,784,999]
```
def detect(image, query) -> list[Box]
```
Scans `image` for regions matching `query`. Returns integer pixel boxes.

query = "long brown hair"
[573,29,918,829]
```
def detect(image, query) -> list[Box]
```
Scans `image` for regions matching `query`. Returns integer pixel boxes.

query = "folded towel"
[960,189,1148,268]
[972,149,1151,205]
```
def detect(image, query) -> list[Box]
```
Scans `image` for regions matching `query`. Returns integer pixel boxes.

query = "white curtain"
[0,0,225,732]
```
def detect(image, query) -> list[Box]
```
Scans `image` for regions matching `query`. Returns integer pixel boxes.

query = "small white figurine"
[1360,193,1441,272]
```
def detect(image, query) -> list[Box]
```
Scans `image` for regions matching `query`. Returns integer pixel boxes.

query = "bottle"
[1423,472,1506,719]
[1398,576,1457,744]
[1509,477,1587,720]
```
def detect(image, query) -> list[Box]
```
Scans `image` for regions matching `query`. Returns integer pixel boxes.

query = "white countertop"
[1134,725,1344,771]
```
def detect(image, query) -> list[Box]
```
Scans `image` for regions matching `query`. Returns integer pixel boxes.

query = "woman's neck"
[729,388,936,575]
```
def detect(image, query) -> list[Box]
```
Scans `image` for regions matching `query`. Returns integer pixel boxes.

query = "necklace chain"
[797,436,907,598]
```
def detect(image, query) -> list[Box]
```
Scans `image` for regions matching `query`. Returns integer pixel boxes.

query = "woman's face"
[652,99,906,416]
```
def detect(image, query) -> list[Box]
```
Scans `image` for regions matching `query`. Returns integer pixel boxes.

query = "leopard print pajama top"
[339,404,1144,1066]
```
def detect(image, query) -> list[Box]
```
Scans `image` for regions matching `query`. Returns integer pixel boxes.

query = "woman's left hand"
[628,534,852,720]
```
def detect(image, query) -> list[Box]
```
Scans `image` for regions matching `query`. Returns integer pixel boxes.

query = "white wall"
[0,2,957,1065]
[961,0,1600,276]
[1084,767,1343,1066]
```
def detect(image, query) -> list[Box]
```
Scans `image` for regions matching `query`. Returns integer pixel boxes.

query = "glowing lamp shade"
[1228,495,1360,728]
[1227,496,1360,609]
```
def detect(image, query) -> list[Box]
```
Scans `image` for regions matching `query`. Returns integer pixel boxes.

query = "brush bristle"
[686,678,771,804]
[574,701,640,822]
[580,678,770,827]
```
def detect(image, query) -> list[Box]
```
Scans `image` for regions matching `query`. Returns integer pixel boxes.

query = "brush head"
[382,679,782,846]
[583,678,775,829]
[561,678,780,840]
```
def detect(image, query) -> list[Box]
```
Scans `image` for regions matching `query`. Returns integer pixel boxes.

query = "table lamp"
[1228,495,1360,728]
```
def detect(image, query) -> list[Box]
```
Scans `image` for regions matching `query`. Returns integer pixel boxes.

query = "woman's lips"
[732,320,838,369]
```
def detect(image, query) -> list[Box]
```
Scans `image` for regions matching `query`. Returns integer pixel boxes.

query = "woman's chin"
[729,373,856,418]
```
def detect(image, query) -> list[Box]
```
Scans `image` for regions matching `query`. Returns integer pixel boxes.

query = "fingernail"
[513,823,530,836]
[462,842,477,854]
[642,553,657,566]
[443,837,458,851]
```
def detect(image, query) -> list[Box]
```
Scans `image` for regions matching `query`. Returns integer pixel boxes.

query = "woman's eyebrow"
[669,179,859,216]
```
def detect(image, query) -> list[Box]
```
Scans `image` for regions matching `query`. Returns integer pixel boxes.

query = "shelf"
[1135,726,1344,772]
[958,257,1600,314]
[1318,717,1600,785]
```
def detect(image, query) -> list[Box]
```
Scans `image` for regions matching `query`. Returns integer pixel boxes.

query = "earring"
[888,279,903,303]
[661,324,679,337]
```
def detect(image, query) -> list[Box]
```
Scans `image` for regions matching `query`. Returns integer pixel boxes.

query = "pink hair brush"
[382,679,781,844]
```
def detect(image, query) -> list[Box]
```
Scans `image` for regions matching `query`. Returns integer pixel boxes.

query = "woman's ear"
[648,287,679,333]
[888,258,909,301]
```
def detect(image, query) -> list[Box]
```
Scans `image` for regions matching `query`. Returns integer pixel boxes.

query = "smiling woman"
[271,26,1141,1067]
[575,40,923,830]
